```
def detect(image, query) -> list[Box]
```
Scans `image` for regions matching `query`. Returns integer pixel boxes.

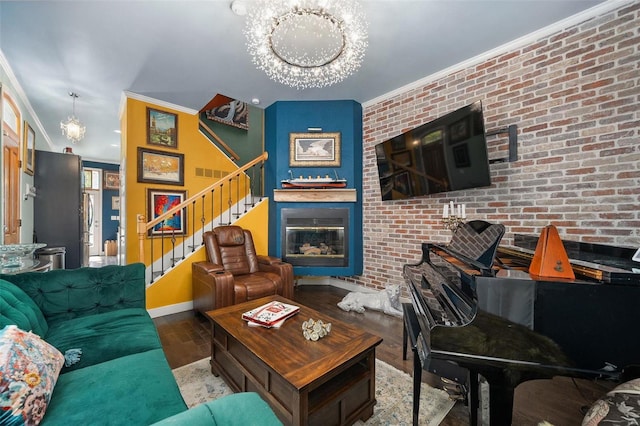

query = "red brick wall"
[349,2,639,291]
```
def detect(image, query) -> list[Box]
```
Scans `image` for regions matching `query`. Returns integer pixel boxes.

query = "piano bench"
[582,378,640,425]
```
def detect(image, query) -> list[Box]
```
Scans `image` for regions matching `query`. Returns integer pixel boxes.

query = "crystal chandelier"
[244,0,368,89]
[60,92,86,143]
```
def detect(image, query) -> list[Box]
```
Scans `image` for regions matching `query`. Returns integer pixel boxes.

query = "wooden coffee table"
[206,295,383,426]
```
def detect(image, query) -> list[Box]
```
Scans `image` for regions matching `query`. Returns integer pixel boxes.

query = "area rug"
[173,357,455,425]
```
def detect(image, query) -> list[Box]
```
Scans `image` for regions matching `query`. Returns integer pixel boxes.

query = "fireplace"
[281,208,349,267]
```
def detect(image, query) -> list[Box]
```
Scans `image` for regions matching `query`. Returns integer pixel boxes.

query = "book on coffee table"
[247,317,287,329]
[242,301,299,327]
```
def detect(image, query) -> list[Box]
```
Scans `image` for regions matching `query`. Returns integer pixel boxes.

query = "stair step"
[145,192,266,282]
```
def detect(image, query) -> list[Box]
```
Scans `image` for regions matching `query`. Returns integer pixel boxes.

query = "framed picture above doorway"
[103,171,120,190]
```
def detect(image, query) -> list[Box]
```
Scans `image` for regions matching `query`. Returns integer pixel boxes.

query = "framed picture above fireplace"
[289,132,341,167]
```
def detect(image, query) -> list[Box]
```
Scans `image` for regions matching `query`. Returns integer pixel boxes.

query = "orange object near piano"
[529,224,575,280]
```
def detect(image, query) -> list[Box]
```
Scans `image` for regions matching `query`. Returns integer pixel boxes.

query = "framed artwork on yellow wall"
[147,188,187,237]
[137,147,184,186]
[147,107,178,148]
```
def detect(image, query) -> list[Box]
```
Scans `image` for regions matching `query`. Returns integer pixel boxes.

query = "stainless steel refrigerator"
[34,150,89,269]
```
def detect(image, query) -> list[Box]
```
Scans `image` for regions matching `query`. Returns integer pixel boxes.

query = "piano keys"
[403,234,640,425]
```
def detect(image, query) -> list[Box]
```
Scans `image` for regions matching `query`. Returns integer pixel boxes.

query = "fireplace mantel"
[273,189,357,203]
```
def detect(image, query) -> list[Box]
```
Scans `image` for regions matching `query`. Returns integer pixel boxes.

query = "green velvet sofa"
[0,263,281,425]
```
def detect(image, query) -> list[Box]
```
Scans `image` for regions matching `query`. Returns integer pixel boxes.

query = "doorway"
[87,191,102,256]
[83,167,103,256]
[2,91,21,244]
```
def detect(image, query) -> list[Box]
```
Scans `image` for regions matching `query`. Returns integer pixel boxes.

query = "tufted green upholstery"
[44,349,187,425]
[45,308,163,372]
[152,392,283,426]
[0,263,145,323]
[0,278,49,337]
[0,263,282,425]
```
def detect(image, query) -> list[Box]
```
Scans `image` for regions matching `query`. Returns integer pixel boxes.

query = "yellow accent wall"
[122,97,269,310]
[145,200,269,309]
[124,98,236,265]
[234,200,269,254]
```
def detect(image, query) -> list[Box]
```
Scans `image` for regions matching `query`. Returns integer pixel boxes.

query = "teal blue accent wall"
[265,100,363,276]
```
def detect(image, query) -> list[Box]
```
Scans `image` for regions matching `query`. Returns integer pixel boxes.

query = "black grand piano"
[402,221,640,425]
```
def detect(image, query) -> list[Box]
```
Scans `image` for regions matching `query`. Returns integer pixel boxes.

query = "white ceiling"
[0,0,609,164]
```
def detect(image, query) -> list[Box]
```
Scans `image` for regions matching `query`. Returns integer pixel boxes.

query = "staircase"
[137,152,268,286]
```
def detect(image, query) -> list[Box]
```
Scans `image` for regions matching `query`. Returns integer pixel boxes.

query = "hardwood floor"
[154,285,614,425]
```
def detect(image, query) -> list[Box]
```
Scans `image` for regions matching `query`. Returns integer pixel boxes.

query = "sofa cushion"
[0,278,48,337]
[45,308,162,373]
[0,263,145,323]
[151,392,283,426]
[0,325,64,426]
[582,378,640,425]
[43,349,187,425]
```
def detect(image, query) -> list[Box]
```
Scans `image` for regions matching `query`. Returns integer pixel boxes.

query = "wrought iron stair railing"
[137,152,268,283]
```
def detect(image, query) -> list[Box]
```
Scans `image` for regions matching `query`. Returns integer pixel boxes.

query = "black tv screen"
[375,100,491,200]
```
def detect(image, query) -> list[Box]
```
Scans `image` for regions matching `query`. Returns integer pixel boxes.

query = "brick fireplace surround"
[345,1,640,294]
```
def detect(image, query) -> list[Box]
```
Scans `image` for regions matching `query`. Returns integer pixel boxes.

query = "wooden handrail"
[137,152,267,262]
[199,119,241,161]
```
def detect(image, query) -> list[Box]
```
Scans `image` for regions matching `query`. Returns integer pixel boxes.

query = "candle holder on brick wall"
[442,215,465,232]
[441,202,466,232]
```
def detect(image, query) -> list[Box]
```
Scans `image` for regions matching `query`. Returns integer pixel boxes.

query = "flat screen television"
[375,100,491,200]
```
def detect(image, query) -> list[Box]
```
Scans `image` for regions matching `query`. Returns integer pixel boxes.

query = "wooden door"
[2,93,21,244]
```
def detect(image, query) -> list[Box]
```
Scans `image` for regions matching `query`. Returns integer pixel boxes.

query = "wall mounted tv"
[375,100,491,201]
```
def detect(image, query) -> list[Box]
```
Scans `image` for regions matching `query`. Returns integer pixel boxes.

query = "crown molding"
[122,91,199,115]
[0,49,55,151]
[81,156,120,165]
[363,0,634,108]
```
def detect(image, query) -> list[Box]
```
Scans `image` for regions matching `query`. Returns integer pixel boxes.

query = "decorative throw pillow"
[582,378,640,426]
[0,325,64,426]
[0,279,48,337]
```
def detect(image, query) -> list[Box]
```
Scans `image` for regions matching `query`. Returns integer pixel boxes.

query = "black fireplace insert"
[281,208,349,267]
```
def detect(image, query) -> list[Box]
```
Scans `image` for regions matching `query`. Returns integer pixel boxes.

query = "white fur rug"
[173,357,455,425]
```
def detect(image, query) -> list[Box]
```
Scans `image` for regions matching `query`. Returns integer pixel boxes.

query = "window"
[2,96,20,135]
[83,168,101,190]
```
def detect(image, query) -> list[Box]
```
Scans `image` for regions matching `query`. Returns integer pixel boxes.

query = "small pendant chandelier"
[60,92,86,144]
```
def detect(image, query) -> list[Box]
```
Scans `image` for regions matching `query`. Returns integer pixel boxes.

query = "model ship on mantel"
[281,170,347,189]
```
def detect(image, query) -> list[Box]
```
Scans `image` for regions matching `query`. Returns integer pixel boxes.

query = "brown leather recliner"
[192,226,294,315]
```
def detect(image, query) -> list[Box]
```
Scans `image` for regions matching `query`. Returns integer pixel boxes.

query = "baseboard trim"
[295,276,375,293]
[298,279,412,308]
[150,280,409,318]
[148,301,194,319]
